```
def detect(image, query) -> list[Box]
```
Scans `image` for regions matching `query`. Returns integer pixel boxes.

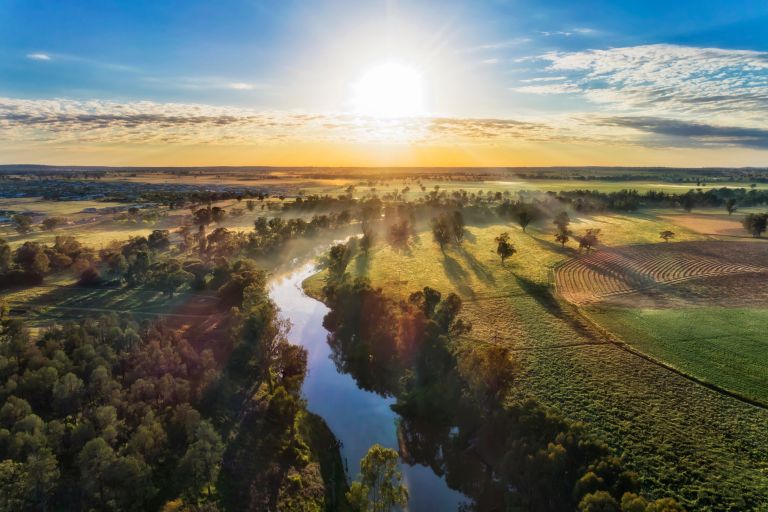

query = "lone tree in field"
[495,232,516,264]
[659,230,676,242]
[346,444,408,512]
[554,230,571,248]
[553,211,572,248]
[431,214,452,251]
[11,214,34,234]
[742,213,768,238]
[516,206,536,232]
[578,228,601,253]
[725,198,737,216]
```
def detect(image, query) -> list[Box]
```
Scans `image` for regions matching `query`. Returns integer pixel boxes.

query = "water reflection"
[268,265,467,511]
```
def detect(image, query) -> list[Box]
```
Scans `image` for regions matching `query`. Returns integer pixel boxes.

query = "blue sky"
[1,0,767,166]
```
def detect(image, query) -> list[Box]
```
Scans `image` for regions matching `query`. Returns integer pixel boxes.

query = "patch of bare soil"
[659,213,745,236]
[555,240,768,306]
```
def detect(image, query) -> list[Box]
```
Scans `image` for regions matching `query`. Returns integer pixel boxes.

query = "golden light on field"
[351,61,426,118]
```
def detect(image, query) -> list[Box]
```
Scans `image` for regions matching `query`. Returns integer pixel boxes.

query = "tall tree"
[578,229,601,253]
[725,198,737,216]
[431,215,451,251]
[743,213,768,238]
[178,421,225,502]
[347,444,408,512]
[495,232,516,264]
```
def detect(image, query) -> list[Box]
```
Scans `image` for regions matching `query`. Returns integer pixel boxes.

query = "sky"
[1,0,767,167]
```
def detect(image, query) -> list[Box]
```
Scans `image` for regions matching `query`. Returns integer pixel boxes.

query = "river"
[268,262,467,511]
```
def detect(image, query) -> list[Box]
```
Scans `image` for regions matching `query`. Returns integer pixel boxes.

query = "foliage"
[494,232,516,264]
[347,444,408,512]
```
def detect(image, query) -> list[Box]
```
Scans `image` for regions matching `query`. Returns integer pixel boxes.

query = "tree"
[659,230,675,243]
[457,344,516,405]
[495,232,516,264]
[152,259,193,297]
[78,437,118,508]
[742,213,768,238]
[53,372,84,416]
[0,459,29,510]
[431,215,451,251]
[41,217,63,231]
[25,448,60,510]
[0,238,10,273]
[12,214,34,234]
[516,206,536,232]
[553,211,572,247]
[245,199,256,212]
[326,243,352,281]
[177,421,224,501]
[147,229,170,251]
[555,230,571,248]
[451,210,465,244]
[210,206,226,224]
[725,198,737,216]
[578,491,619,512]
[78,266,102,286]
[347,444,408,512]
[579,229,601,253]
[14,242,50,275]
[553,211,570,231]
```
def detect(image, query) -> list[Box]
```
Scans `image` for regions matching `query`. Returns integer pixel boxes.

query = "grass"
[304,212,768,510]
[1,278,199,324]
[584,306,768,404]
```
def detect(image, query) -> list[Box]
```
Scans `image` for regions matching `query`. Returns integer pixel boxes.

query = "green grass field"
[585,306,768,404]
[304,212,768,510]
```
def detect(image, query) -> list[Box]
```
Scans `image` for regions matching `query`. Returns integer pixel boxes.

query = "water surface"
[269,263,466,511]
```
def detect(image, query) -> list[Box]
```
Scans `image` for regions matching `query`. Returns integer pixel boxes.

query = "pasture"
[304,210,768,509]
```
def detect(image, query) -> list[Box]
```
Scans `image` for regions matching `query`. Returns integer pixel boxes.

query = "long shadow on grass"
[441,252,474,297]
[457,246,495,285]
[513,274,600,340]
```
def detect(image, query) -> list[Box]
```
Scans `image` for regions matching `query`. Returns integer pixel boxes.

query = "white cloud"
[512,83,580,94]
[522,44,768,125]
[481,58,500,65]
[518,76,567,83]
[228,82,254,90]
[26,53,51,61]
[1,95,766,151]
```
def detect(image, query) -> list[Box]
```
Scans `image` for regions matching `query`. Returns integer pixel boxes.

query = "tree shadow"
[513,274,596,338]
[532,235,578,256]
[457,246,495,285]
[354,251,370,277]
[441,253,474,297]
[463,229,477,244]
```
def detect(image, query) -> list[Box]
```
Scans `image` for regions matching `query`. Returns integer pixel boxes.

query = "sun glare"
[351,62,426,118]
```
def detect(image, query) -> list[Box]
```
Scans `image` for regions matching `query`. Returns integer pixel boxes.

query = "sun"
[351,61,426,118]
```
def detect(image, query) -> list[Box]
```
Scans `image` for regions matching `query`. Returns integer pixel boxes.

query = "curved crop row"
[555,241,768,304]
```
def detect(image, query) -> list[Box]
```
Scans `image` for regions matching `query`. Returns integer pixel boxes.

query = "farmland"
[304,199,768,509]
[1,166,768,511]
